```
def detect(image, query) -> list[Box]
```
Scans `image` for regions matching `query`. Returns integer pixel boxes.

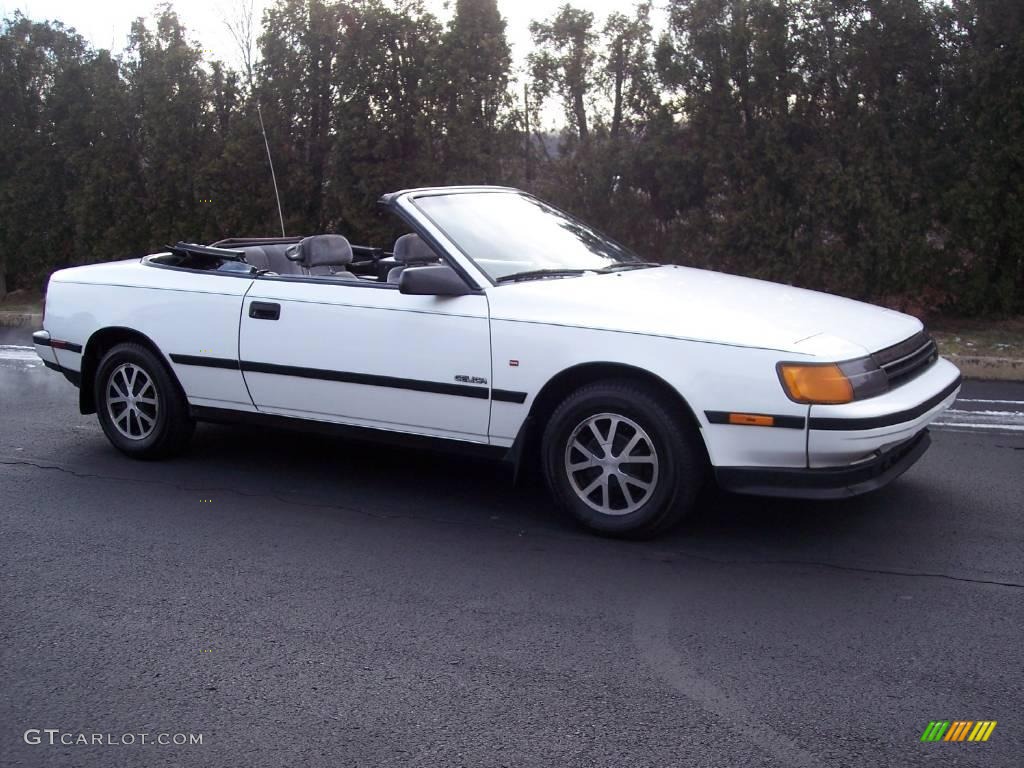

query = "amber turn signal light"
[728,413,775,426]
[778,363,854,404]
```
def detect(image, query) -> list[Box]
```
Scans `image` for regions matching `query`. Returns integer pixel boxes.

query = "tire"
[94,342,194,459]
[541,380,705,538]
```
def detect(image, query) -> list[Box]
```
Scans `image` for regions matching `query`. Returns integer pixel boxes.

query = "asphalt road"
[1,328,1022,768]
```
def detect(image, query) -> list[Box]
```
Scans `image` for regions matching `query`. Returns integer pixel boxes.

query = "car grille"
[871,330,939,389]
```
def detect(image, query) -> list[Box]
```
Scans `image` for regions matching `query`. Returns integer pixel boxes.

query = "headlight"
[777,357,887,404]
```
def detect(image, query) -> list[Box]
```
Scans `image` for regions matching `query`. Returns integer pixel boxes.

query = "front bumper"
[806,357,960,468]
[715,428,931,499]
[711,356,960,499]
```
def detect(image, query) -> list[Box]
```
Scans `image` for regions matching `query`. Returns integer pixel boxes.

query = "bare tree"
[222,0,257,88]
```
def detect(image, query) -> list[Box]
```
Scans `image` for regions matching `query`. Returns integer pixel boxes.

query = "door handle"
[249,301,280,320]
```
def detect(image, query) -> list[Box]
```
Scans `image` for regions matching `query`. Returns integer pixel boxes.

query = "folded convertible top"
[166,242,246,261]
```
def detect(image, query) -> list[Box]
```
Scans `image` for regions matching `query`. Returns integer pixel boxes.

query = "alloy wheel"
[105,362,159,440]
[564,412,659,516]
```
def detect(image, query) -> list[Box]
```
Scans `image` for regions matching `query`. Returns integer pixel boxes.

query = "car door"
[238,276,492,441]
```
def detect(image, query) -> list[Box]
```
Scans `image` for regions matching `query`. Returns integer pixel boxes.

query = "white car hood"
[488,265,922,358]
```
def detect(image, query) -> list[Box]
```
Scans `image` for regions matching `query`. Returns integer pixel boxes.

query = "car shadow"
[185,421,561,532]
[177,421,943,564]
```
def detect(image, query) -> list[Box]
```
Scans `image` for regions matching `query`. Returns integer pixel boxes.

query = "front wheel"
[541,380,705,538]
[95,342,194,459]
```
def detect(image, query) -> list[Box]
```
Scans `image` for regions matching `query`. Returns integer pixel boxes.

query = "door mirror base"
[398,265,472,296]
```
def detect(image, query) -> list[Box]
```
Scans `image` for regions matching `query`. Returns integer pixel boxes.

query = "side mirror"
[399,265,472,296]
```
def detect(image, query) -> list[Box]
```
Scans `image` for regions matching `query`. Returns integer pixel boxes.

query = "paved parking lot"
[2,330,1022,767]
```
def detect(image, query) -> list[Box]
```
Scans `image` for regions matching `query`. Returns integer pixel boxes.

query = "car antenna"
[256,101,286,237]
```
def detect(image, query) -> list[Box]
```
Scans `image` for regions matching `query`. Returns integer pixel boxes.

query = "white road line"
[933,402,1024,433]
[957,398,1024,405]
[933,422,1024,432]
[943,409,1024,417]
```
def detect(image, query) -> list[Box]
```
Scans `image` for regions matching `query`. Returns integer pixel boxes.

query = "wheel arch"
[508,361,709,476]
[79,327,185,415]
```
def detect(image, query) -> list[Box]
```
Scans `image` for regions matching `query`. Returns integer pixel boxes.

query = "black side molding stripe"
[36,336,82,353]
[170,353,528,403]
[808,376,962,431]
[169,354,240,370]
[492,389,528,404]
[704,411,806,429]
[240,360,491,399]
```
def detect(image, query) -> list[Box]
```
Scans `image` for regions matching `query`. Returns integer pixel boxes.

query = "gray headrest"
[393,233,438,265]
[289,235,353,268]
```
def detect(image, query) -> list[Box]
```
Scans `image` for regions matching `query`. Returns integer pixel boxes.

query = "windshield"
[412,191,644,282]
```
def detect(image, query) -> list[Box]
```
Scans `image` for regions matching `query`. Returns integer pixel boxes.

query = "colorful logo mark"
[921,721,997,742]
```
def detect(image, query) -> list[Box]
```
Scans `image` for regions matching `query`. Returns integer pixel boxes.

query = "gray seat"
[286,234,357,279]
[240,244,304,275]
[263,244,305,274]
[387,234,440,283]
[240,246,270,271]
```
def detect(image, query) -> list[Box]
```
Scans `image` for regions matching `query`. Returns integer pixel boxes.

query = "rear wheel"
[542,380,704,538]
[95,342,194,458]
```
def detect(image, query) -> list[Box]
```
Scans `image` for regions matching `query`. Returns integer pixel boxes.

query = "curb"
[946,354,1024,382]
[0,312,42,329]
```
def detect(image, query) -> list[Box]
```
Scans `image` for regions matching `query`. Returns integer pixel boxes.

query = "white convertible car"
[35,186,961,537]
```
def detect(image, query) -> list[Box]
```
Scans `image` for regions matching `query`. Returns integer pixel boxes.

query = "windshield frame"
[406,189,646,286]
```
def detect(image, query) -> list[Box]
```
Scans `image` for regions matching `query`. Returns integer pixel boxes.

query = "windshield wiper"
[596,261,661,273]
[496,262,660,283]
[496,268,589,283]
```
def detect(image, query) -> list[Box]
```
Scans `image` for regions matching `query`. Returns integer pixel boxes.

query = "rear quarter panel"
[45,260,255,409]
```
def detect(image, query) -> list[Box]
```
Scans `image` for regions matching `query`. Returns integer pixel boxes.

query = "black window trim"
[254,273,401,290]
[142,254,258,279]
